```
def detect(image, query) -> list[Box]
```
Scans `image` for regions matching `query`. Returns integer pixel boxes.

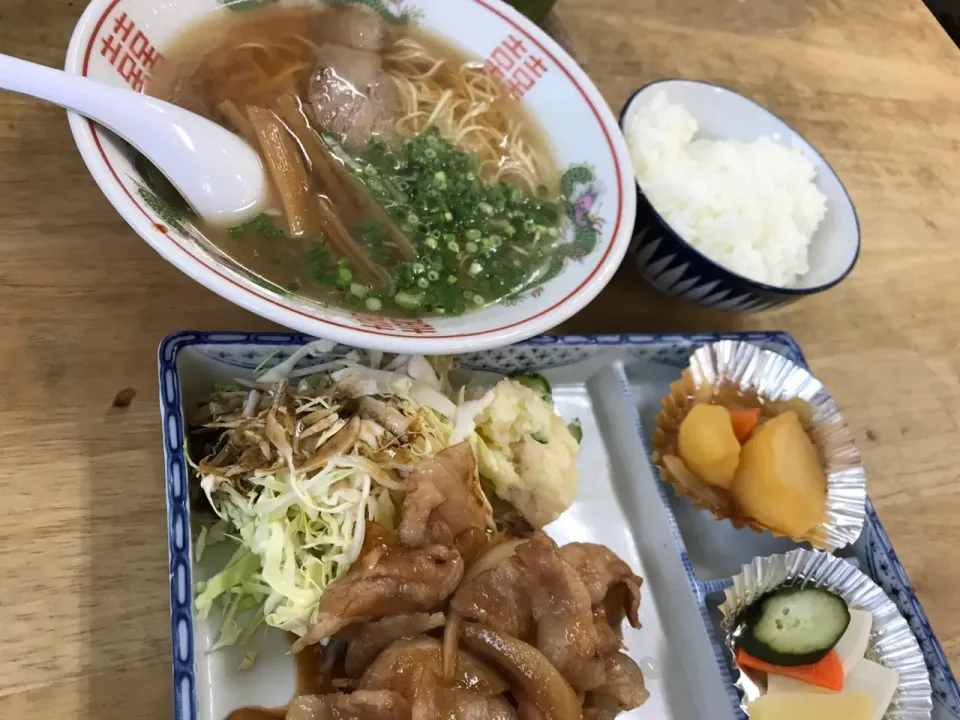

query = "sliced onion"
[442,608,462,683]
[406,355,441,390]
[287,359,352,379]
[326,454,405,491]
[331,367,393,394]
[461,623,581,720]
[260,339,337,383]
[409,383,457,419]
[385,354,410,371]
[450,390,495,444]
[242,390,261,418]
[463,539,526,583]
[297,417,360,475]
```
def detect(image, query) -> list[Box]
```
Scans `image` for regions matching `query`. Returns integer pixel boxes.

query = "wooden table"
[1,0,959,716]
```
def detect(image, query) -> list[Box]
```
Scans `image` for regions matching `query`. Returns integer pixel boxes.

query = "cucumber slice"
[509,373,552,400]
[737,586,850,666]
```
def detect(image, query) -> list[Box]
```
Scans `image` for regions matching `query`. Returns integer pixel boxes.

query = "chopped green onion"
[395,291,423,309]
[365,297,383,312]
[316,126,565,317]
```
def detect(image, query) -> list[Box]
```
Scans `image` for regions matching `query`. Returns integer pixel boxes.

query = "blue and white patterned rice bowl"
[619,79,861,312]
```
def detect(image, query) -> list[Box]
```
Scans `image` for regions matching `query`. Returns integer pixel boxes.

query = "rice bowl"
[619,79,860,312]
[626,92,828,288]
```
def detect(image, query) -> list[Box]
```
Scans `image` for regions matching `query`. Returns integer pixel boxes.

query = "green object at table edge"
[504,0,556,25]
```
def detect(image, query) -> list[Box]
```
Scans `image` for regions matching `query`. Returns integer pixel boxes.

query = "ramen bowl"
[65,0,635,354]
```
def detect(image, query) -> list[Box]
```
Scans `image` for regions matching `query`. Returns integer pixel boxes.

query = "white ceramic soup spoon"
[0,54,268,224]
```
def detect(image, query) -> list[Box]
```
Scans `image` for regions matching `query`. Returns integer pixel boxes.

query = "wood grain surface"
[1,0,959,717]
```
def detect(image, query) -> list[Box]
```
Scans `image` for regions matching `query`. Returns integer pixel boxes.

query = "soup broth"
[147,3,565,317]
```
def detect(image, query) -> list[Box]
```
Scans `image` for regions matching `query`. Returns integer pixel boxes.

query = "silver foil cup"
[651,339,866,550]
[719,549,933,719]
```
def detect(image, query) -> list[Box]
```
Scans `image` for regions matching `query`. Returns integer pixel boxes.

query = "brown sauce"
[226,635,326,720]
[227,708,287,720]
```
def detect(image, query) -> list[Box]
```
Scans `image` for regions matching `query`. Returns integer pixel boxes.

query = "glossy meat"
[516,694,547,720]
[308,44,396,146]
[461,624,582,720]
[516,534,606,693]
[592,653,650,710]
[399,442,488,548]
[285,445,650,715]
[591,605,623,656]
[344,612,446,678]
[453,534,609,693]
[358,637,510,699]
[292,544,463,652]
[410,670,518,720]
[581,709,613,720]
[557,544,642,629]
[286,690,409,720]
[451,541,533,639]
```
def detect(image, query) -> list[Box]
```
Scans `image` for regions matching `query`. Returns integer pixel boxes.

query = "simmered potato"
[731,411,827,537]
[678,404,741,489]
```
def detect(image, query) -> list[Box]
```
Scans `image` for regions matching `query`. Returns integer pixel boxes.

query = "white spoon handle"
[0,54,267,223]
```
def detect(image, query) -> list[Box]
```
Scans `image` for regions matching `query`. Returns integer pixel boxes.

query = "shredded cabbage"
[197,462,398,641]
[191,352,460,652]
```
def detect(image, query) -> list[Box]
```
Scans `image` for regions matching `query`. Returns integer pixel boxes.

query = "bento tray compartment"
[159,332,960,720]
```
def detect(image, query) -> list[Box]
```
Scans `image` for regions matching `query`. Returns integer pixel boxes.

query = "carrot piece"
[729,407,761,443]
[735,647,844,691]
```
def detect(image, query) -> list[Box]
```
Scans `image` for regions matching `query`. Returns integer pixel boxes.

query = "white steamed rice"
[626,92,828,288]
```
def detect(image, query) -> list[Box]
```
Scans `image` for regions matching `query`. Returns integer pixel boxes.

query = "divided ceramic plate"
[159,332,960,720]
